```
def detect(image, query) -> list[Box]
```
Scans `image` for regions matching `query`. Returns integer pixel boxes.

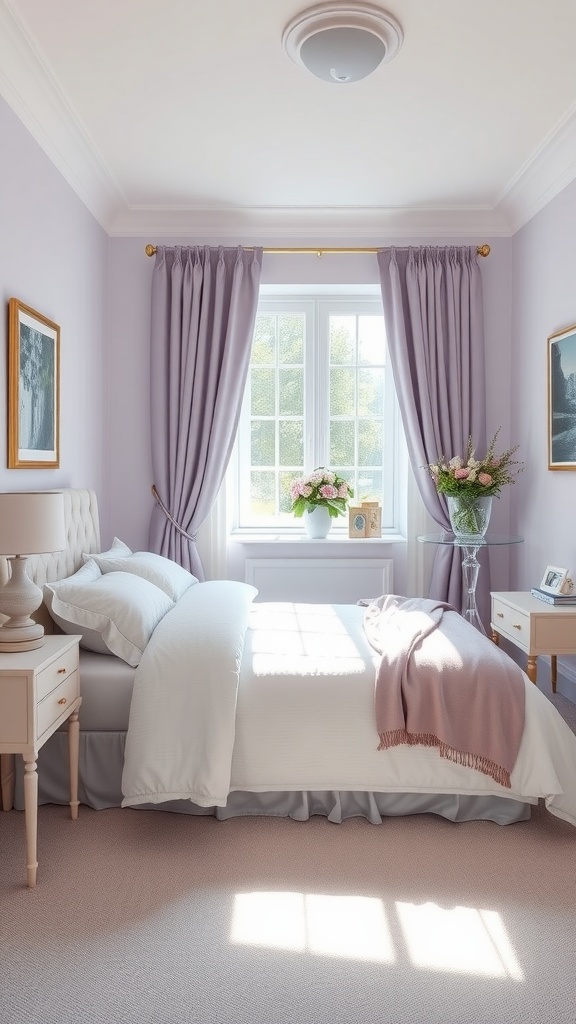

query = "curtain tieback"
[151,485,196,542]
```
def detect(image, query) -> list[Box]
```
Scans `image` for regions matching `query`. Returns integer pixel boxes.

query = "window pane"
[251,420,275,466]
[330,316,355,364]
[279,368,303,416]
[278,314,304,363]
[358,419,383,465]
[358,368,384,417]
[237,300,393,532]
[330,420,355,465]
[358,316,386,365]
[330,368,355,416]
[252,316,276,364]
[279,419,303,466]
[357,470,383,503]
[251,368,275,416]
[250,471,275,516]
[279,470,297,514]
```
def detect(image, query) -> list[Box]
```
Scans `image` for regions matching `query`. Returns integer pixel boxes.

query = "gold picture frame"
[8,299,60,469]
[547,322,576,470]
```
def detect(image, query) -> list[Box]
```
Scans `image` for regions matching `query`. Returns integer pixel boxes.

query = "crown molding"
[0,0,124,230]
[497,104,576,233]
[2,0,576,240]
[109,204,511,240]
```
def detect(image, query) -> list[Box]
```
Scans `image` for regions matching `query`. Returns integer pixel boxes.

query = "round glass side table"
[417,532,524,633]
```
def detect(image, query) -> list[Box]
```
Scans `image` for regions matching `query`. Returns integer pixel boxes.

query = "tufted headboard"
[0,487,101,634]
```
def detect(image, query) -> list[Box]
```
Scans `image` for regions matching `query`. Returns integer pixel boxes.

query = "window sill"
[229,532,406,545]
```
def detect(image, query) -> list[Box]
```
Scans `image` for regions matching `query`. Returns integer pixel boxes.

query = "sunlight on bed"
[230,892,524,979]
[248,603,373,677]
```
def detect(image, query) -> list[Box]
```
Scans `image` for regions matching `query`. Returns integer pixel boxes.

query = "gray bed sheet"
[13,651,531,825]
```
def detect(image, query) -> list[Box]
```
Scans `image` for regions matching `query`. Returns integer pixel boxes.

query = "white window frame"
[231,291,402,536]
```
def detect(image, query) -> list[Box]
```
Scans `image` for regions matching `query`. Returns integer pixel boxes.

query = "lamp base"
[0,620,45,652]
[0,635,44,653]
[0,556,45,653]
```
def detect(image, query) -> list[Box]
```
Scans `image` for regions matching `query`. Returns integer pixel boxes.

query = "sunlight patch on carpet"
[230,892,525,978]
[395,902,524,979]
[230,892,395,962]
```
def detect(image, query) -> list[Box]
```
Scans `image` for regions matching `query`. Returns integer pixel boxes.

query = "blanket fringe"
[377,730,512,789]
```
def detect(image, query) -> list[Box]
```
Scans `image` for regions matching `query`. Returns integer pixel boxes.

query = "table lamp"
[0,491,65,652]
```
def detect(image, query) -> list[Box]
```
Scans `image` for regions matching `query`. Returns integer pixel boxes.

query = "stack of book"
[530,587,576,606]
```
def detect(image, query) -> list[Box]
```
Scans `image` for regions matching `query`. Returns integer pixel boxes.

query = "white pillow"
[44,559,110,653]
[44,569,174,667]
[89,550,198,602]
[84,536,132,560]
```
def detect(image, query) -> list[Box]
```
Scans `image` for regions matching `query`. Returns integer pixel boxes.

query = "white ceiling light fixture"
[282,2,403,84]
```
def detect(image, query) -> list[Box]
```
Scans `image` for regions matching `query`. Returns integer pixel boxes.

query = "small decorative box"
[362,501,382,538]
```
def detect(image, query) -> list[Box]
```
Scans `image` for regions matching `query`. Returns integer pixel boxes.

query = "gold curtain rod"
[145,243,491,258]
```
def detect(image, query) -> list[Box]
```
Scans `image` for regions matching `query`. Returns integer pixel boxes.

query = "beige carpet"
[1,692,576,1024]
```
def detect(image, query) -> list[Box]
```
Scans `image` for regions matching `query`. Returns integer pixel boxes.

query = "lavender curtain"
[148,245,262,579]
[377,245,489,620]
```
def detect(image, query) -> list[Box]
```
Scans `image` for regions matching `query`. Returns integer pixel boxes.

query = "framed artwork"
[540,565,570,596]
[7,298,60,468]
[548,323,576,470]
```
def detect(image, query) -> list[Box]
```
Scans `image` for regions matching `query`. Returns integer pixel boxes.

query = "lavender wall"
[511,178,576,695]
[0,96,110,540]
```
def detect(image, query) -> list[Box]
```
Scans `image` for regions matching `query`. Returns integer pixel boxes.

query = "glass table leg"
[460,544,485,633]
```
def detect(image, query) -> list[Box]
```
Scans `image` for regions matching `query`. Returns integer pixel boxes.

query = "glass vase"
[446,494,493,543]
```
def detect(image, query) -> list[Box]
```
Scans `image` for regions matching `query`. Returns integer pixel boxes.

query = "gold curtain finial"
[477,244,491,258]
[145,244,156,257]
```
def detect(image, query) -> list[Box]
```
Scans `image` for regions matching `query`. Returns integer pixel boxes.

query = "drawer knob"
[497,612,504,618]
[57,667,66,674]
[58,697,67,705]
[513,623,522,630]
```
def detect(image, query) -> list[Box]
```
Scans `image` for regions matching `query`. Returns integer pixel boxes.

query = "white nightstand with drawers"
[490,591,576,693]
[0,634,81,887]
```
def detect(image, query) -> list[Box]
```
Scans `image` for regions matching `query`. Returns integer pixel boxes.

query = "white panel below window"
[245,558,393,604]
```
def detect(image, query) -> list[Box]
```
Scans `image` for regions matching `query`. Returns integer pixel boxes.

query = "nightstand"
[491,591,576,692]
[0,634,81,887]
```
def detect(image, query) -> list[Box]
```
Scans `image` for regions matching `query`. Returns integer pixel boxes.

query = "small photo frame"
[540,565,569,596]
[349,507,367,538]
[8,298,60,469]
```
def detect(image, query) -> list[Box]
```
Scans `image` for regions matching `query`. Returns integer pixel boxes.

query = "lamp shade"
[0,491,66,555]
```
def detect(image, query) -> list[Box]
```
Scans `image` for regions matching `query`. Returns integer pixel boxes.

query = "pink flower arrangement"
[428,430,523,497]
[290,468,354,518]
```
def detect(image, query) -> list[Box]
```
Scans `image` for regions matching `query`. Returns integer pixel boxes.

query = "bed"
[4,487,576,829]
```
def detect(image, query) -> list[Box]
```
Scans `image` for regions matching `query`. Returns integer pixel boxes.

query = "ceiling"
[3,0,576,240]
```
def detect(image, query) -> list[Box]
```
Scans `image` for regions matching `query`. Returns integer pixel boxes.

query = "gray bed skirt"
[12,730,532,826]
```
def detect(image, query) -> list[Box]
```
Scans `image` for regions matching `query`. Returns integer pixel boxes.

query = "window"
[234,293,401,533]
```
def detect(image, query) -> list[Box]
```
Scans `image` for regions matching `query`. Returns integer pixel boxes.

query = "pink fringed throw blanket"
[362,595,526,788]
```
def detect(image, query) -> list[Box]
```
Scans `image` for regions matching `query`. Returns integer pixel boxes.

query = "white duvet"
[121,582,576,827]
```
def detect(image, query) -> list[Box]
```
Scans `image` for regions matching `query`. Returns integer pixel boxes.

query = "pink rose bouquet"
[428,429,523,498]
[289,468,354,518]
